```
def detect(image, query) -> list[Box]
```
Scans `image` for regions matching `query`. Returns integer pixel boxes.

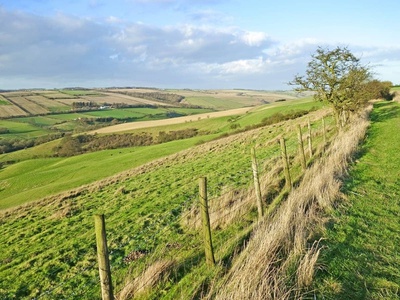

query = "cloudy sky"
[1,0,399,90]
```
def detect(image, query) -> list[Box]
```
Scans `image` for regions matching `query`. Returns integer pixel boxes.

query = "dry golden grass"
[0,104,28,117]
[91,107,253,134]
[209,106,371,300]
[8,96,49,114]
[25,95,69,109]
[180,110,334,233]
[182,187,253,230]
[182,155,284,231]
[116,260,175,300]
[43,92,76,99]
[393,91,400,103]
[97,92,174,107]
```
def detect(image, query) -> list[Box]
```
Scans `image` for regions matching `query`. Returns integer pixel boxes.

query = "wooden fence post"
[307,119,313,159]
[280,138,292,191]
[94,214,114,300]
[199,177,215,266]
[297,125,307,171]
[251,147,264,219]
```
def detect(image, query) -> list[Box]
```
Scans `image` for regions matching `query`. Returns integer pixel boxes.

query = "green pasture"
[14,116,66,127]
[83,109,151,119]
[0,120,50,139]
[121,97,323,136]
[0,97,321,209]
[0,134,218,209]
[46,113,93,121]
[82,107,213,119]
[0,107,214,141]
[0,104,335,299]
[0,140,59,163]
[314,101,400,299]
[234,97,322,127]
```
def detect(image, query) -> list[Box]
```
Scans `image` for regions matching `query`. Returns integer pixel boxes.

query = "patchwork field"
[0,97,325,209]
[25,95,69,112]
[0,104,27,118]
[0,88,300,118]
[91,106,252,134]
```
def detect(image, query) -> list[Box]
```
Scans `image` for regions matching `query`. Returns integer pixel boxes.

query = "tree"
[289,46,371,127]
[360,80,393,100]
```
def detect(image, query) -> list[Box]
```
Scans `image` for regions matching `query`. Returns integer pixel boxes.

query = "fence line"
[29,114,336,299]
[111,114,336,297]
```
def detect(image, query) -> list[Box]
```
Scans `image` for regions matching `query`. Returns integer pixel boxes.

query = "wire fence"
[25,112,337,300]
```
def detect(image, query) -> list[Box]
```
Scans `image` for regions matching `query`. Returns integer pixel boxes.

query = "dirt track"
[91,106,253,134]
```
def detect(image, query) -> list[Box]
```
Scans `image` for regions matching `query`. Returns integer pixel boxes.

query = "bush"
[230,123,241,129]
[261,109,315,126]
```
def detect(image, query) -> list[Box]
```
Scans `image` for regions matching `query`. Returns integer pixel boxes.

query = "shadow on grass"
[370,101,400,123]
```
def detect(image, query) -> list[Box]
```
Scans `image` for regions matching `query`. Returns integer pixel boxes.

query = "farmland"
[0,88,297,118]
[0,96,337,299]
[0,88,300,152]
[2,88,397,299]
[0,96,323,209]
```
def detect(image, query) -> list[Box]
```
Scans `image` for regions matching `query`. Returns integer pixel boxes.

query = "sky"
[0,0,399,90]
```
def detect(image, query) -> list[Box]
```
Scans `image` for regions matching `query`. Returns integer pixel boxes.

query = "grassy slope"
[0,135,216,209]
[0,98,324,209]
[0,119,50,139]
[0,107,333,299]
[314,101,400,299]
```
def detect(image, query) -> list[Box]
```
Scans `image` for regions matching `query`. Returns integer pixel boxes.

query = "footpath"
[314,101,400,299]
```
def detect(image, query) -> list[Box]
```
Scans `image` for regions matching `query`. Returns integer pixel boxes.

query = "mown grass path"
[315,101,400,299]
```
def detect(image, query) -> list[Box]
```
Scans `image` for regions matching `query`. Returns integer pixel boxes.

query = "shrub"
[0,128,9,134]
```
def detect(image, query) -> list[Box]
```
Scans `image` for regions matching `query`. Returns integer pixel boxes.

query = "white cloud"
[106,16,123,24]
[0,7,398,90]
[240,31,269,47]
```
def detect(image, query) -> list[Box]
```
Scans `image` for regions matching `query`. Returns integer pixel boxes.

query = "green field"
[0,107,215,141]
[0,102,334,299]
[82,107,213,119]
[13,116,66,126]
[0,120,50,139]
[0,86,398,300]
[314,101,400,299]
[0,98,324,209]
[0,134,219,209]
[115,97,323,136]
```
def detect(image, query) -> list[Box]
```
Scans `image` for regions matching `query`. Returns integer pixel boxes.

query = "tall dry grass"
[209,106,372,300]
[393,91,400,103]
[116,259,175,300]
[181,156,284,231]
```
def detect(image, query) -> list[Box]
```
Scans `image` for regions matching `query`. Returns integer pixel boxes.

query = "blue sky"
[0,0,399,90]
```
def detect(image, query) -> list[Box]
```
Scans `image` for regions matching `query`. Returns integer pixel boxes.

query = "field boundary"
[90,106,254,134]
